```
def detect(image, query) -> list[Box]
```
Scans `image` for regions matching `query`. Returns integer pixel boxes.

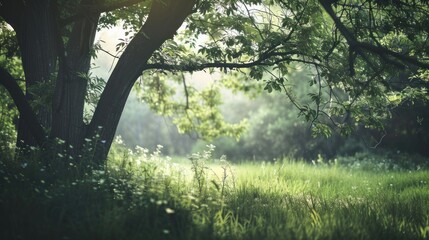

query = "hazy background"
[91,26,429,162]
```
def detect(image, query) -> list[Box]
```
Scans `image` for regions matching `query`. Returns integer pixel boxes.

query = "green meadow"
[1,145,428,240]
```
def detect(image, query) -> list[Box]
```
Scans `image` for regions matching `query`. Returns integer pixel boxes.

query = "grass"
[1,144,429,239]
[229,161,429,239]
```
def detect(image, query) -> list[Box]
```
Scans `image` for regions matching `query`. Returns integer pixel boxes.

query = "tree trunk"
[87,0,196,163]
[51,2,100,156]
[14,0,58,147]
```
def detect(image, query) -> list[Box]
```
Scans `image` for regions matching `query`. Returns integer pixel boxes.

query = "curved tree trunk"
[87,0,196,163]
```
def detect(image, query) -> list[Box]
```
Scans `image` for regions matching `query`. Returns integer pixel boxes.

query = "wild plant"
[189,145,236,204]
[189,145,212,198]
[216,155,236,199]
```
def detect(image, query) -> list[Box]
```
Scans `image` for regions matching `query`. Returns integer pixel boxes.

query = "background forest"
[115,70,429,162]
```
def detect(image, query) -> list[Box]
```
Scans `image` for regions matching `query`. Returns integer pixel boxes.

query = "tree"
[0,0,428,164]
[1,0,197,163]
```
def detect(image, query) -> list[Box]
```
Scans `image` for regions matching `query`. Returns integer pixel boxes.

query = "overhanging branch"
[61,0,148,25]
[144,61,267,72]
[143,57,323,72]
[143,48,323,72]
[318,0,429,69]
[0,67,46,146]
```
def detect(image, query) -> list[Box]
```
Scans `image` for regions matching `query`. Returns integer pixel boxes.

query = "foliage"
[336,150,429,172]
[134,72,248,141]
[0,72,17,159]
[79,72,107,123]
[0,92,16,160]
[193,64,429,161]
[194,67,345,161]
[0,23,23,159]
[147,0,429,138]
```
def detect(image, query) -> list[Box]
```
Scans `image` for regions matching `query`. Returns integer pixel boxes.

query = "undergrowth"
[0,140,428,239]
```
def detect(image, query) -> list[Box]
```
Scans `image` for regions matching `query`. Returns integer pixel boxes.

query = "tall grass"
[228,160,429,239]
[1,143,428,239]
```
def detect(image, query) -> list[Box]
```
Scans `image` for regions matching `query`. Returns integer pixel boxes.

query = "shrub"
[336,150,429,172]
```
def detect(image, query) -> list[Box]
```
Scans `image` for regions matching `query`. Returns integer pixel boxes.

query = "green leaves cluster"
[135,71,247,141]
[0,24,23,157]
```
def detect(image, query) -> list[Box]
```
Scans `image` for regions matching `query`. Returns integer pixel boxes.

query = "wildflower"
[165,208,175,214]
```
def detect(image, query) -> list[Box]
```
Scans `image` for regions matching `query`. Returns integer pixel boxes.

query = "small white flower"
[165,208,175,214]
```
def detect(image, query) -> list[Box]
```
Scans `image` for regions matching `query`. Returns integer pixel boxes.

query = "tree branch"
[143,56,322,72]
[0,67,46,146]
[144,61,268,72]
[318,0,429,69]
[61,0,148,25]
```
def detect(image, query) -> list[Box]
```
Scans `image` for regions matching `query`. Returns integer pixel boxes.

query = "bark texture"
[52,0,100,155]
[14,0,58,146]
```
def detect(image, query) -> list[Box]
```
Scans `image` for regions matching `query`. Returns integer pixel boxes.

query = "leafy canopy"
[2,0,429,142]
[131,0,428,138]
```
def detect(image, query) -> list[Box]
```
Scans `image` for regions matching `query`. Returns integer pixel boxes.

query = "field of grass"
[1,145,429,239]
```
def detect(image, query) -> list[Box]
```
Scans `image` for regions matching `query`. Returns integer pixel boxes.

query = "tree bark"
[52,0,100,155]
[13,0,58,147]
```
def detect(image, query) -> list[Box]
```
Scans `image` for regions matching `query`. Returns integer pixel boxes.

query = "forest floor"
[1,146,429,239]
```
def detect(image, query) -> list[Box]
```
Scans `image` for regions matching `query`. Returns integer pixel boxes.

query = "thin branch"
[144,61,268,72]
[312,65,323,125]
[370,130,386,149]
[243,4,265,41]
[97,46,120,59]
[143,54,322,73]
[279,81,303,111]
[181,73,190,110]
